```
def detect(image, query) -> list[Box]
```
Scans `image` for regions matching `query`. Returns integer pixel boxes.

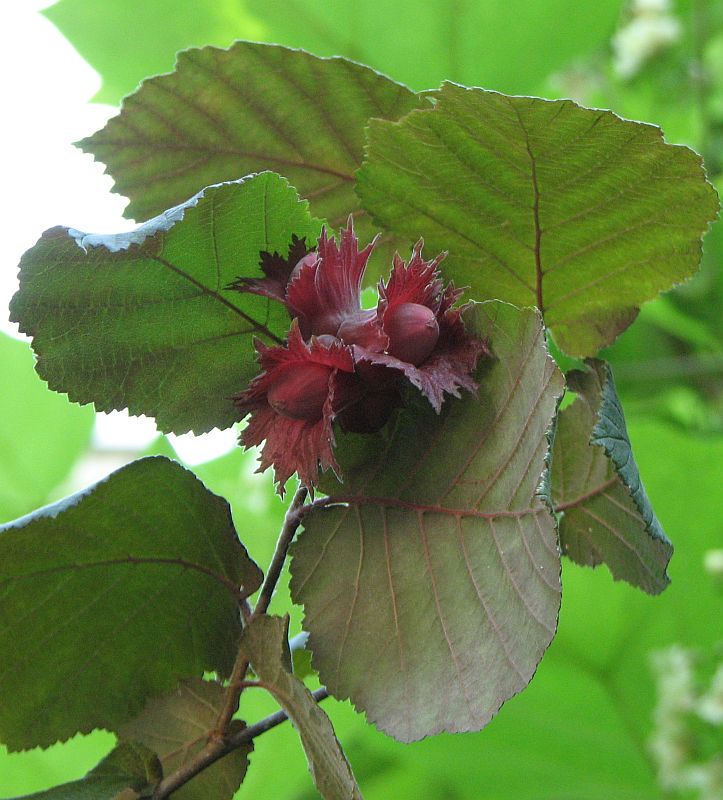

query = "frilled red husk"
[234,322,355,494]
[354,240,489,412]
[286,219,384,344]
[230,225,487,492]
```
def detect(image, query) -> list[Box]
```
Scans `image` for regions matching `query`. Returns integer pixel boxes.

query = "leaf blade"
[0,334,94,523]
[552,359,673,593]
[9,173,320,434]
[291,301,565,741]
[0,456,261,751]
[45,0,624,105]
[10,742,162,800]
[241,615,362,800]
[117,679,251,800]
[78,41,421,248]
[357,83,719,355]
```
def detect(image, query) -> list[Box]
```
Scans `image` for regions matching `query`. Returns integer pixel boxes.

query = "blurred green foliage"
[43,0,624,104]
[0,333,94,523]
[2,0,722,797]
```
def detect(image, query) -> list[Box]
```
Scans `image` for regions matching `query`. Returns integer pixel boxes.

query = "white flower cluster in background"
[704,549,723,579]
[650,645,723,799]
[612,0,682,79]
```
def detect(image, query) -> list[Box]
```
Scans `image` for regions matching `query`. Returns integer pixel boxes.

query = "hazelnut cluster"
[229,220,486,492]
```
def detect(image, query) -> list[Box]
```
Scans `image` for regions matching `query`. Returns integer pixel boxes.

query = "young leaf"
[78,41,421,244]
[357,83,719,356]
[10,173,320,434]
[0,456,262,751]
[240,615,362,800]
[117,679,251,800]
[9,741,161,800]
[290,301,565,742]
[551,360,673,594]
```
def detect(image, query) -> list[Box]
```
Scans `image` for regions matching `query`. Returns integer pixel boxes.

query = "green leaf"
[9,173,320,435]
[289,631,315,681]
[552,360,673,594]
[0,456,262,751]
[0,333,93,522]
[117,679,251,800]
[43,0,263,105]
[243,0,624,97]
[11,741,161,800]
[290,301,565,742]
[78,41,421,254]
[240,615,361,800]
[45,0,622,103]
[357,82,719,356]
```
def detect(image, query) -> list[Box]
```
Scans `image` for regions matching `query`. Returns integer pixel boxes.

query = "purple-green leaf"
[552,359,673,594]
[290,301,565,742]
[117,679,252,800]
[9,173,320,435]
[78,41,422,264]
[357,83,719,356]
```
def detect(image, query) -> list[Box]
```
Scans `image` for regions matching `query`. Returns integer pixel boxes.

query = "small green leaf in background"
[10,741,161,800]
[10,173,320,435]
[552,359,673,594]
[0,456,261,751]
[117,679,251,800]
[291,301,564,742]
[0,333,94,523]
[240,614,362,800]
[78,40,422,266]
[357,82,719,356]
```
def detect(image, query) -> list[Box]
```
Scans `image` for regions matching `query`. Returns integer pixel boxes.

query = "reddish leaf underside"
[290,301,565,742]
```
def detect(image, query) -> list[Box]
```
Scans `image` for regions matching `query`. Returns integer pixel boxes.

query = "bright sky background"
[1,1,237,464]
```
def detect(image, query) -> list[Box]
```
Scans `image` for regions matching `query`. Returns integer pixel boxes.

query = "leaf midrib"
[504,97,545,314]
[96,141,356,186]
[150,254,284,344]
[311,494,545,519]
[1,555,242,599]
[555,475,618,512]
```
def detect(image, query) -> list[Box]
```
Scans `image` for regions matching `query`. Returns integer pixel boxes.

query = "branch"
[213,485,309,735]
[232,687,329,745]
[255,485,308,616]
[152,688,329,799]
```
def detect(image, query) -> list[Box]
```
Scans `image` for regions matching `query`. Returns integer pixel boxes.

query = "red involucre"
[230,223,487,492]
[234,323,355,493]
